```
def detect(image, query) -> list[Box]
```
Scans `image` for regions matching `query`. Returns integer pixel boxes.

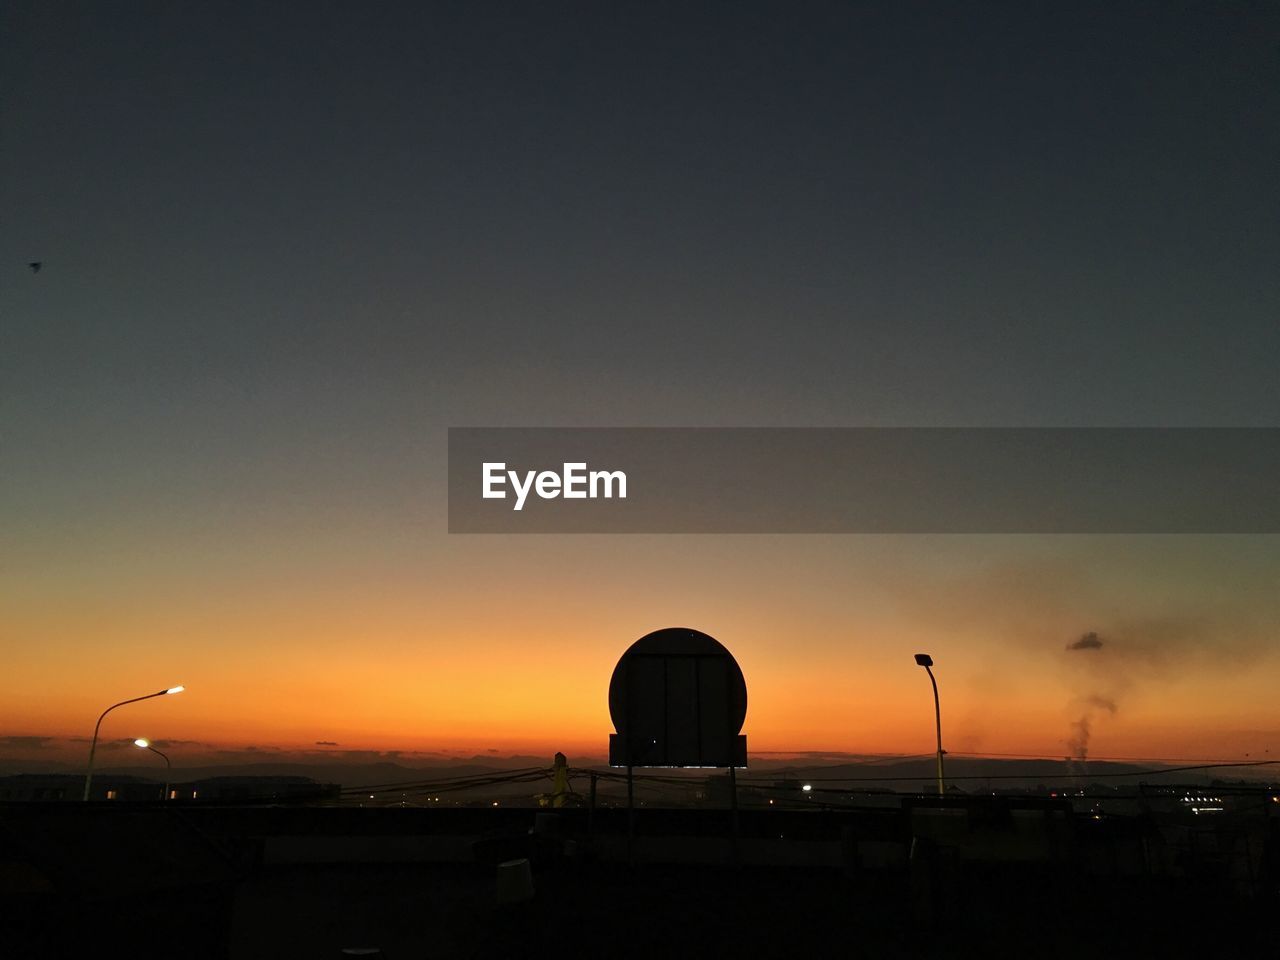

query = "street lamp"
[82,686,184,801]
[913,654,945,796]
[133,739,172,801]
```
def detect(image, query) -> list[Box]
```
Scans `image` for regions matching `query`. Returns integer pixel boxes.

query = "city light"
[83,685,187,801]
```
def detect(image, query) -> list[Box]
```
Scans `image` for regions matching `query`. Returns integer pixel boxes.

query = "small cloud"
[1067,631,1104,651]
[0,735,54,749]
[487,748,500,753]
[315,740,339,746]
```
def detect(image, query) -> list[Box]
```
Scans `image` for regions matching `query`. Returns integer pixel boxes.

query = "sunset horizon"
[8,530,1277,768]
[4,3,1277,955]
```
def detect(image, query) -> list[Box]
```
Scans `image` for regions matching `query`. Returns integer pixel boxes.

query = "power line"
[947,750,1269,764]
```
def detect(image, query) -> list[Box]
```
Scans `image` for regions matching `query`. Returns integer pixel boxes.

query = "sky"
[2,2,1278,767]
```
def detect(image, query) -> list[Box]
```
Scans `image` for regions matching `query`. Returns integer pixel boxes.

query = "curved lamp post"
[82,686,184,801]
[913,654,945,796]
[134,739,172,801]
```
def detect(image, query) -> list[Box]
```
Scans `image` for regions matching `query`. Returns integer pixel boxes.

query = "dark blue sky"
[4,0,1278,576]
[6,2,1278,439]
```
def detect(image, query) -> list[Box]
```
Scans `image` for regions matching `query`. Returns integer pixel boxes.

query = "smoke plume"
[1066,633,1117,774]
[1066,694,1117,771]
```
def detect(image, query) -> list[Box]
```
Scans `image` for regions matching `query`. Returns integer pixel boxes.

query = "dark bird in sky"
[28,261,42,273]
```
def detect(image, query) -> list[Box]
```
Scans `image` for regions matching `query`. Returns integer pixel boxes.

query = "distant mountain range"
[3,753,1270,790]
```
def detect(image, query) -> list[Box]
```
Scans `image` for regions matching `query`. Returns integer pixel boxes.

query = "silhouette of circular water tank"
[608,627,747,768]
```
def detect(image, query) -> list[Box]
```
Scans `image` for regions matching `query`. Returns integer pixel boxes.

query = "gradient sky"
[3,2,1278,765]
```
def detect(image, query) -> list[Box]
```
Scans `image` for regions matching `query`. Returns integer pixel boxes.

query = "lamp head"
[914,653,933,667]
[165,686,184,695]
[133,739,150,748]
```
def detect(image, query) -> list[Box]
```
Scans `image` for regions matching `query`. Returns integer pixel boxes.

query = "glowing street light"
[82,686,184,801]
[133,739,172,801]
[914,654,945,796]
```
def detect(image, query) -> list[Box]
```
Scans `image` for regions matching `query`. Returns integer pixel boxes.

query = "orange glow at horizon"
[4,535,1278,766]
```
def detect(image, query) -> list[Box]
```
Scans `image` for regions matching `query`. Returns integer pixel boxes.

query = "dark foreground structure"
[2,797,1278,958]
